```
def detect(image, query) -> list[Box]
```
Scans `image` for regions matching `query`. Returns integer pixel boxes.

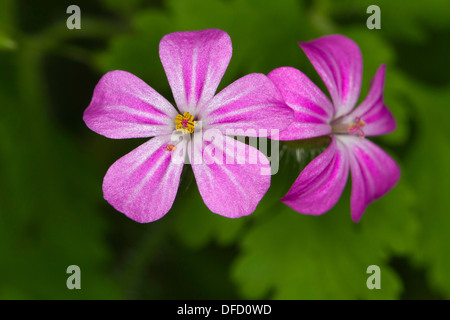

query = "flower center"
[332,117,366,138]
[347,117,366,137]
[175,112,197,134]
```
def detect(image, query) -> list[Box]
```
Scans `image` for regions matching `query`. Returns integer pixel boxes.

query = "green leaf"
[0,39,123,299]
[327,0,450,42]
[171,174,248,249]
[399,77,450,298]
[232,197,404,299]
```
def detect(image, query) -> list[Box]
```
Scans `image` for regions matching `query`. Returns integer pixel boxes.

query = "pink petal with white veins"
[281,136,350,215]
[201,73,293,136]
[189,131,271,218]
[83,70,177,139]
[338,135,400,222]
[159,29,232,115]
[300,35,363,118]
[268,67,333,140]
[343,64,396,136]
[103,135,186,223]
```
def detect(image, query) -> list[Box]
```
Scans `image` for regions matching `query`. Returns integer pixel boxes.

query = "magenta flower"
[268,35,400,222]
[83,29,293,223]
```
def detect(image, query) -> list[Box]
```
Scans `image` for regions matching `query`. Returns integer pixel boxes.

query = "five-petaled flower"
[268,34,400,222]
[83,29,293,223]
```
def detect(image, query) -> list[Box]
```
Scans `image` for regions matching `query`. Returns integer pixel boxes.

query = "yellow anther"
[347,117,366,138]
[175,111,197,134]
[166,144,176,152]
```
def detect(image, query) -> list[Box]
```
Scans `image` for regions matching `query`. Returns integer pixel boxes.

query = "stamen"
[347,117,366,138]
[175,112,197,134]
[166,144,176,152]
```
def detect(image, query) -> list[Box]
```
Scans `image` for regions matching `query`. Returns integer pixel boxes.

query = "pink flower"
[268,35,400,222]
[83,29,293,223]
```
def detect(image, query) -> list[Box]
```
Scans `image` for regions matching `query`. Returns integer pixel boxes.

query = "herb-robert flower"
[83,29,293,223]
[269,35,400,222]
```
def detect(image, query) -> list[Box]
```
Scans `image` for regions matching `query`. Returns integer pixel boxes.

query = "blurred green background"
[0,0,449,299]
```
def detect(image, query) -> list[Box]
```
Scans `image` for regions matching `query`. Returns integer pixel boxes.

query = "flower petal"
[339,135,400,222]
[344,64,396,136]
[188,131,271,218]
[159,29,232,115]
[200,73,293,137]
[83,70,177,139]
[268,67,333,140]
[103,135,186,223]
[299,35,363,118]
[281,136,350,215]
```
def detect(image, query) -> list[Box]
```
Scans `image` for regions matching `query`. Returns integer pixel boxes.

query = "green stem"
[117,224,168,297]
[281,135,332,150]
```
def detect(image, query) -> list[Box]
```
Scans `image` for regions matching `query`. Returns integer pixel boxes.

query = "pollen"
[347,117,366,138]
[175,112,197,134]
[166,144,176,152]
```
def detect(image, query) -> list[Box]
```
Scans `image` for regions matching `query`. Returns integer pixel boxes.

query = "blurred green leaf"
[327,0,450,42]
[232,198,404,299]
[100,0,145,14]
[97,0,317,94]
[172,183,248,249]
[0,33,17,50]
[96,8,173,95]
[398,77,450,298]
[0,37,123,299]
[231,123,417,299]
